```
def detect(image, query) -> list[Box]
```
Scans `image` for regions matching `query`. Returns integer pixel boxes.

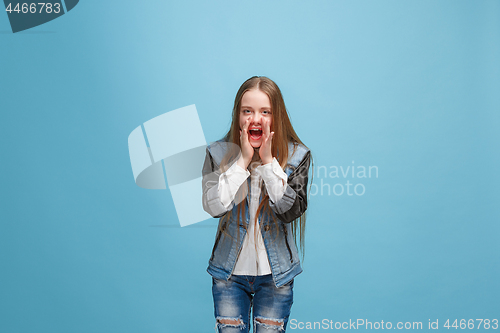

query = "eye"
[262,110,272,115]
[242,109,251,114]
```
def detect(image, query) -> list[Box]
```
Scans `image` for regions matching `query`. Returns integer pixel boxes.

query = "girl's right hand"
[238,117,254,169]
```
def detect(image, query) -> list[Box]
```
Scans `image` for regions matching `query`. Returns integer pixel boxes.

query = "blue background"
[1,0,499,332]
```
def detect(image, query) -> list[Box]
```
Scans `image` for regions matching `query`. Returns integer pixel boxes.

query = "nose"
[252,113,262,124]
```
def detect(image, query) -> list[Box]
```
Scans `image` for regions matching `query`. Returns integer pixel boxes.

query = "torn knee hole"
[255,317,284,329]
[217,318,244,327]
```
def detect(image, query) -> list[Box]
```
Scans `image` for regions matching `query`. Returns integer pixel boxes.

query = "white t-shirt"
[218,157,288,275]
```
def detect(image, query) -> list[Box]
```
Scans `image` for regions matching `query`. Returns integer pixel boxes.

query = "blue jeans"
[212,274,294,332]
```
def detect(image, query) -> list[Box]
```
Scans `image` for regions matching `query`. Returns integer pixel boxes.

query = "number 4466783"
[444,319,498,329]
[5,3,62,14]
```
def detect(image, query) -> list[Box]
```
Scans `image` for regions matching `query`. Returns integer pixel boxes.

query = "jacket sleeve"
[268,150,311,223]
[201,147,248,218]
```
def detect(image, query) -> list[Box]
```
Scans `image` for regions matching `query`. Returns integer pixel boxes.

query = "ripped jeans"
[212,274,294,333]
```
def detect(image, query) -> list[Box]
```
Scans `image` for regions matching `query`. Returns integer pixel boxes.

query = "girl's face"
[239,89,272,148]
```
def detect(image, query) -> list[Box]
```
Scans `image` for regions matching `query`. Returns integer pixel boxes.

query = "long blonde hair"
[218,76,312,259]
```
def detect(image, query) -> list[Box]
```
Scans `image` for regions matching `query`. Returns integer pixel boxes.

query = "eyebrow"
[240,106,271,110]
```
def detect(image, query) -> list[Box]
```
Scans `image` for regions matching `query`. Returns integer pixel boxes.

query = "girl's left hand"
[259,118,274,165]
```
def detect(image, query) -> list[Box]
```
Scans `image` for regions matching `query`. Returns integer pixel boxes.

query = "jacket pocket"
[282,224,293,263]
[210,219,229,261]
[210,230,222,261]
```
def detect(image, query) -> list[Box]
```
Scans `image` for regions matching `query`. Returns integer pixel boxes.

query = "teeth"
[249,129,261,135]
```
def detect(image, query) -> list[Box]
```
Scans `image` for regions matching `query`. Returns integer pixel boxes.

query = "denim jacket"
[202,139,311,287]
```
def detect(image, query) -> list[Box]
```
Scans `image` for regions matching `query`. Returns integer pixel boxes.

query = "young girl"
[202,76,312,333]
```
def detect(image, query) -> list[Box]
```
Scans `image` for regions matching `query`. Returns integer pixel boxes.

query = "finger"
[240,119,249,140]
[266,132,274,147]
[241,121,252,146]
[243,117,251,131]
[263,118,270,137]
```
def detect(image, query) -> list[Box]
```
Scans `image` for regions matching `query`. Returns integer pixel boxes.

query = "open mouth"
[249,128,263,141]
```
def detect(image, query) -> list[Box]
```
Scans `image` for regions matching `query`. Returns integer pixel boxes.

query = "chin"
[250,141,262,148]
